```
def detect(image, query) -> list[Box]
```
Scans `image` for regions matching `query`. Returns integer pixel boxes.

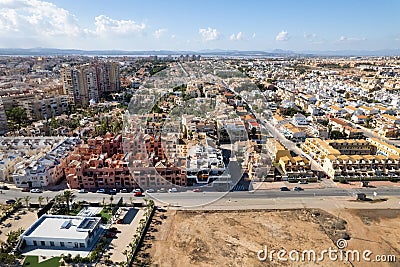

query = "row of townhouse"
[301,137,400,181]
[12,138,79,188]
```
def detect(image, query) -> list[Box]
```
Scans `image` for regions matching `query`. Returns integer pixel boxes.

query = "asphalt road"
[0,186,399,208]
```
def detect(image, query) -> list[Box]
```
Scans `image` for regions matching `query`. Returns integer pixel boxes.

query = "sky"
[0,0,399,51]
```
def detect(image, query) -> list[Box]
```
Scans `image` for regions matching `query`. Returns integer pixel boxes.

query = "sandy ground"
[0,208,36,242]
[137,207,400,267]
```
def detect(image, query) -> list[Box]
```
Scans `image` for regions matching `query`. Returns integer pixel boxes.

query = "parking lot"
[104,207,146,263]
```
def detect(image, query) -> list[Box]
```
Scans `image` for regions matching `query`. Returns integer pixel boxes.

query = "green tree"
[5,107,28,129]
[38,196,44,208]
[63,190,75,213]
[23,196,31,208]
[109,195,114,207]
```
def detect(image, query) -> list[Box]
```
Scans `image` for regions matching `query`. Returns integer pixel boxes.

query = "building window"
[60,242,65,247]
[40,241,45,246]
[33,240,37,246]
[50,241,55,246]
[80,243,85,248]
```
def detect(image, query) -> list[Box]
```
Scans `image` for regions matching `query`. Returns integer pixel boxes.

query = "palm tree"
[14,197,22,208]
[23,196,31,209]
[122,249,130,263]
[38,196,44,208]
[109,195,114,207]
[45,196,50,204]
[63,190,75,213]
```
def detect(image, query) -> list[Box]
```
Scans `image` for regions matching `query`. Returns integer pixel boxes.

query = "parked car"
[298,180,308,184]
[109,188,117,195]
[168,188,178,193]
[120,188,128,193]
[132,188,142,193]
[157,188,166,193]
[78,189,87,193]
[30,188,42,193]
[116,218,124,224]
[146,188,155,193]
[0,186,9,190]
[192,188,202,192]
[294,186,304,191]
[280,187,290,191]
[96,188,106,193]
[105,232,116,238]
[134,191,143,197]
[21,188,30,192]
[6,199,16,204]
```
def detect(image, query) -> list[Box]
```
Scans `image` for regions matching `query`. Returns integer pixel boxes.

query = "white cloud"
[304,32,317,40]
[153,28,167,39]
[94,15,145,36]
[275,30,290,41]
[338,36,366,42]
[230,32,243,41]
[0,0,81,37]
[199,27,220,41]
[0,0,148,48]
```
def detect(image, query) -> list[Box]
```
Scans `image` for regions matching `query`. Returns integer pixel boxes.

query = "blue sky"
[0,0,399,51]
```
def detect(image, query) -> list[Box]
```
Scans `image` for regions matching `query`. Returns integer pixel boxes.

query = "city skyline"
[0,0,399,52]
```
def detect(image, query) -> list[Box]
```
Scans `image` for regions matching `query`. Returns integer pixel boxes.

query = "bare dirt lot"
[136,208,400,267]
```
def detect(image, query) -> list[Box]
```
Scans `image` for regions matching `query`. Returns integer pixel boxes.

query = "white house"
[292,113,308,126]
[351,115,367,124]
[19,215,102,252]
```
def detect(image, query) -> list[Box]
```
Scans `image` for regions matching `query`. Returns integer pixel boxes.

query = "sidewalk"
[252,180,329,190]
[335,180,400,190]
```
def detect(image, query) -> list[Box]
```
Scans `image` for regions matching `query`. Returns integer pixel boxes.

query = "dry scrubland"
[135,208,400,267]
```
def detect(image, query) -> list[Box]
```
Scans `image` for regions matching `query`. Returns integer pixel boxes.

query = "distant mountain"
[0,47,399,57]
[301,49,400,57]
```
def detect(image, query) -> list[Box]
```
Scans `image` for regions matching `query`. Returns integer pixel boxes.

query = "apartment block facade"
[65,133,139,189]
[62,62,120,107]
[0,99,7,135]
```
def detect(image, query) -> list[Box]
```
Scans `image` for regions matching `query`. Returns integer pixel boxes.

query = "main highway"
[1,186,399,208]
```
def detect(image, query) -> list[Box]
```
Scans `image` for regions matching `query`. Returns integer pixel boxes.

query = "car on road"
[280,187,290,191]
[294,186,304,191]
[96,188,106,193]
[134,191,143,197]
[78,189,87,193]
[120,188,128,193]
[192,188,202,192]
[0,186,9,190]
[298,180,308,184]
[109,188,117,195]
[132,188,142,193]
[157,188,166,193]
[168,188,178,193]
[21,188,30,192]
[146,188,155,193]
[5,199,16,205]
[30,188,42,193]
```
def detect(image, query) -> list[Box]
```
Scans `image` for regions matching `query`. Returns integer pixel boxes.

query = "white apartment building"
[13,138,78,188]
[185,143,231,185]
